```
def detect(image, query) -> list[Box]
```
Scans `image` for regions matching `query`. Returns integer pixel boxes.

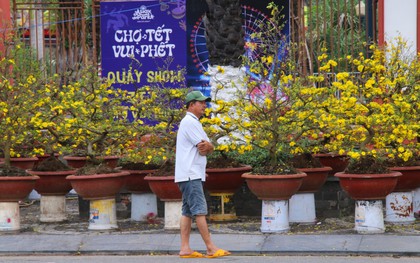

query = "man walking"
[174,90,231,259]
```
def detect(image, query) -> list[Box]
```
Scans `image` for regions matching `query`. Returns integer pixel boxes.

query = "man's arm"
[197,140,214,156]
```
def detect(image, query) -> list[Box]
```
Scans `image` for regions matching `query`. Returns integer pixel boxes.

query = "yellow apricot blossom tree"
[203,3,321,174]
[0,38,46,167]
[314,38,420,165]
[123,83,189,167]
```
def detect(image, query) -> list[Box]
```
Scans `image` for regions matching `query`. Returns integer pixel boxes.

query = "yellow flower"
[398,146,405,153]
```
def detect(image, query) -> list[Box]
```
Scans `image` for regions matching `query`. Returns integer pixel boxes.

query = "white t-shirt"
[175,112,209,183]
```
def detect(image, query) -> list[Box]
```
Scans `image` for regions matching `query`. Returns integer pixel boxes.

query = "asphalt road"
[0,255,418,263]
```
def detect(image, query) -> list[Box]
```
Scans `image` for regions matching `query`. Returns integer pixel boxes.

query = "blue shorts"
[178,179,208,218]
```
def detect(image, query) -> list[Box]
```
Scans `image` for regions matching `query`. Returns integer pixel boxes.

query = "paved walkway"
[0,232,420,256]
[0,198,419,257]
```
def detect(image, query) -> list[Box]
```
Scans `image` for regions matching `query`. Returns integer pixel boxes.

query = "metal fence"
[10,0,377,77]
[290,0,377,75]
[12,0,89,77]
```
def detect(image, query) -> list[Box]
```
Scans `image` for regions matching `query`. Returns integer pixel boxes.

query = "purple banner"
[100,1,187,92]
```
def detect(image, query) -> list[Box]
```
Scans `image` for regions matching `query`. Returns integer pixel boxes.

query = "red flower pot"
[0,175,40,202]
[66,171,129,200]
[296,166,332,193]
[123,169,157,193]
[63,156,120,169]
[313,154,349,176]
[242,173,307,200]
[389,166,420,192]
[205,165,252,193]
[26,169,77,195]
[335,171,402,200]
[9,157,39,170]
[144,175,182,201]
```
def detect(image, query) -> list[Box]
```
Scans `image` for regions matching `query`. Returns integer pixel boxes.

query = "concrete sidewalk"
[0,232,420,256]
[1,198,418,257]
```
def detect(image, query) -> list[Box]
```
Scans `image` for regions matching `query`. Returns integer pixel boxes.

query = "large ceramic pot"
[241,173,307,200]
[123,169,157,193]
[242,172,306,233]
[296,166,332,193]
[388,166,420,192]
[144,175,182,201]
[63,156,120,169]
[145,175,182,230]
[0,175,40,202]
[9,157,39,170]
[66,171,129,200]
[0,175,39,231]
[335,171,402,234]
[313,153,349,176]
[205,165,252,221]
[205,165,252,193]
[334,171,402,200]
[26,169,77,195]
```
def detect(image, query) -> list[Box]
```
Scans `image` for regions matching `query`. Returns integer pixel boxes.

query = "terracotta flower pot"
[66,171,129,200]
[389,166,420,192]
[26,169,77,195]
[9,157,39,170]
[144,175,182,201]
[241,173,307,200]
[296,166,332,193]
[313,153,349,176]
[63,156,120,169]
[0,175,40,202]
[123,169,157,193]
[205,165,252,193]
[335,171,402,200]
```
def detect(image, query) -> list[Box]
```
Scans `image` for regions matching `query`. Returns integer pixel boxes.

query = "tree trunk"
[204,0,245,67]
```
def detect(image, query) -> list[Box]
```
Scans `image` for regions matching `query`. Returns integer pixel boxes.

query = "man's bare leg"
[179,215,194,255]
[195,215,219,255]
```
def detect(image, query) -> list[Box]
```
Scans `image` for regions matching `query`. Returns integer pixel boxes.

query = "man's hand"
[197,140,214,156]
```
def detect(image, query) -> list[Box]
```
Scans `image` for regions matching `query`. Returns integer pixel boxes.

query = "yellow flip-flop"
[206,249,231,258]
[179,251,204,258]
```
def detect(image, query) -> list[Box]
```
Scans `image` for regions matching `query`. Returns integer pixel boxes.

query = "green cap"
[185,90,211,104]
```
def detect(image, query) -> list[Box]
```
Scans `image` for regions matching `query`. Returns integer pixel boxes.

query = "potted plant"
[201,83,252,221]
[66,164,129,230]
[124,79,189,229]
[119,136,162,222]
[335,155,401,234]
[26,156,77,223]
[0,36,45,169]
[49,65,133,168]
[0,36,42,231]
[208,3,310,233]
[375,39,420,224]
[44,65,133,230]
[315,39,418,232]
[121,86,186,224]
